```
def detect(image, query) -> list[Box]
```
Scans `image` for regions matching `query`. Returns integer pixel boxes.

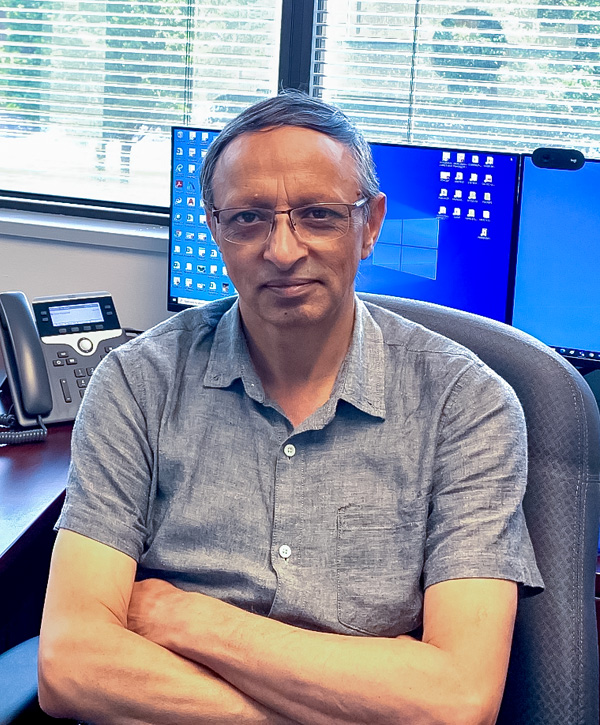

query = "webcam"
[532,147,585,170]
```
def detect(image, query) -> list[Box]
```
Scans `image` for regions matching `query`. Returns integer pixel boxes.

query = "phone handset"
[0,292,52,444]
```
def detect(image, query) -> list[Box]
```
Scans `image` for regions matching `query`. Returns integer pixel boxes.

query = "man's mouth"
[263,278,317,295]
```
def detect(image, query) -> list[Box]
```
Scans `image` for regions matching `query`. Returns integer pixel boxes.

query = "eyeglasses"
[210,198,368,246]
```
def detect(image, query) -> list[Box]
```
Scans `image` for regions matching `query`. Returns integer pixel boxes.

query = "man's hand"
[127,578,185,643]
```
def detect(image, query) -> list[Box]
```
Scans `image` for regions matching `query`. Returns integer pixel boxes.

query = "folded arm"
[128,575,518,725]
[38,530,296,725]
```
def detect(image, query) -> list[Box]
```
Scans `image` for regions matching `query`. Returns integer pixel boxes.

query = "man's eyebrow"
[216,194,354,209]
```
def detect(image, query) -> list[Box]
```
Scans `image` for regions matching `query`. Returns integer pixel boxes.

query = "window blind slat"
[0,0,281,206]
[312,0,600,155]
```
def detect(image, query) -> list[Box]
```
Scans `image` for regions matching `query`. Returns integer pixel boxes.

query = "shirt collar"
[335,297,386,419]
[204,296,386,418]
[204,300,265,403]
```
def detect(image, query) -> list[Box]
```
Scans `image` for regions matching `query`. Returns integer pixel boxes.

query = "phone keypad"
[54,349,104,403]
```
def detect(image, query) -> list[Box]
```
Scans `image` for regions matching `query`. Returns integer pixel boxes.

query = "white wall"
[0,231,172,332]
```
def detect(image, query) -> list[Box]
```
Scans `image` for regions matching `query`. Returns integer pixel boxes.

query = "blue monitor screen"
[512,156,600,366]
[355,144,520,322]
[168,129,519,322]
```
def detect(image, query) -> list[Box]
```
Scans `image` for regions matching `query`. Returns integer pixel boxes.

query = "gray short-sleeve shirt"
[57,297,543,637]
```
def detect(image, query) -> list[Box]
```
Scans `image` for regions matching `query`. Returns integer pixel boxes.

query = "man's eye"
[302,206,342,221]
[231,210,267,225]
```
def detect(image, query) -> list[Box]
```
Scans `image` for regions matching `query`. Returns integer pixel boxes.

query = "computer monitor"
[168,129,520,322]
[355,144,520,322]
[512,155,600,368]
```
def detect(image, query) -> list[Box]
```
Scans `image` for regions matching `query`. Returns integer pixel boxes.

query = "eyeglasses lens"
[219,205,353,245]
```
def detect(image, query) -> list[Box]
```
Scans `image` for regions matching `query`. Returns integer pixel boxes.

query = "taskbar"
[554,346,600,366]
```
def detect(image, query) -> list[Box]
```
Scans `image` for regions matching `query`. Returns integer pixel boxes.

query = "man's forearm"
[39,619,295,725]
[128,583,492,725]
[176,605,467,725]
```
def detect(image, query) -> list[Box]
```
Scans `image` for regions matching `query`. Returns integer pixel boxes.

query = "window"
[1,0,600,213]
[0,1,281,207]
[312,0,600,156]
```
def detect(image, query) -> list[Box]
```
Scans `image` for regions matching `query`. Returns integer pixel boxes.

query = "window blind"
[312,0,600,156]
[0,0,281,207]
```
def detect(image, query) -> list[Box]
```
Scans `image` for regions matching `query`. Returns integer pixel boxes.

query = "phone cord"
[0,415,48,445]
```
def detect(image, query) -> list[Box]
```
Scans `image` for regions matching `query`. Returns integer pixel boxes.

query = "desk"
[0,420,72,653]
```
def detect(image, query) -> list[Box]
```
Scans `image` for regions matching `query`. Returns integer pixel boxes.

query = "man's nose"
[262,213,308,269]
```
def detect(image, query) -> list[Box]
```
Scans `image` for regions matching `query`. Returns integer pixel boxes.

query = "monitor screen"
[512,155,600,367]
[168,129,519,321]
[355,144,520,322]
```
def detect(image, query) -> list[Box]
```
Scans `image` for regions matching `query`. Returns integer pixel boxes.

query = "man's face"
[207,126,385,331]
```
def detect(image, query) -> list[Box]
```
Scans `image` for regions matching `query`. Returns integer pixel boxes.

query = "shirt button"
[283,444,296,458]
[278,544,292,559]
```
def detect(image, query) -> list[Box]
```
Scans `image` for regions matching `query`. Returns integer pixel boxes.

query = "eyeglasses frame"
[209,198,369,245]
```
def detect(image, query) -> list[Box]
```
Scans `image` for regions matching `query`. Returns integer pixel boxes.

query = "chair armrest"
[0,636,39,724]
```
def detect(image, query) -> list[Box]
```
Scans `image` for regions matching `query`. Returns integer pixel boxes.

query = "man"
[39,91,542,724]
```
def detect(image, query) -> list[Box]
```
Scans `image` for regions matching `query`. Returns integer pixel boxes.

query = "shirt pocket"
[336,501,428,636]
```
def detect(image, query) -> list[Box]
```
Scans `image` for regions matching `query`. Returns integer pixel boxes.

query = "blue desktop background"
[356,144,519,322]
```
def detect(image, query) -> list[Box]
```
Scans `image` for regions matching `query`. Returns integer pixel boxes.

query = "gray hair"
[200,89,380,211]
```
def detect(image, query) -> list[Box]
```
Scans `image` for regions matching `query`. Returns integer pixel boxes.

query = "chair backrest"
[358,293,600,725]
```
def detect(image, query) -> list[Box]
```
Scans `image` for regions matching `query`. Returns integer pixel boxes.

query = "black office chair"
[362,293,600,724]
[2,294,599,724]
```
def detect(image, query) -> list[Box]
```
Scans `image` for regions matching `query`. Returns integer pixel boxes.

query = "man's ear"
[361,193,386,260]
